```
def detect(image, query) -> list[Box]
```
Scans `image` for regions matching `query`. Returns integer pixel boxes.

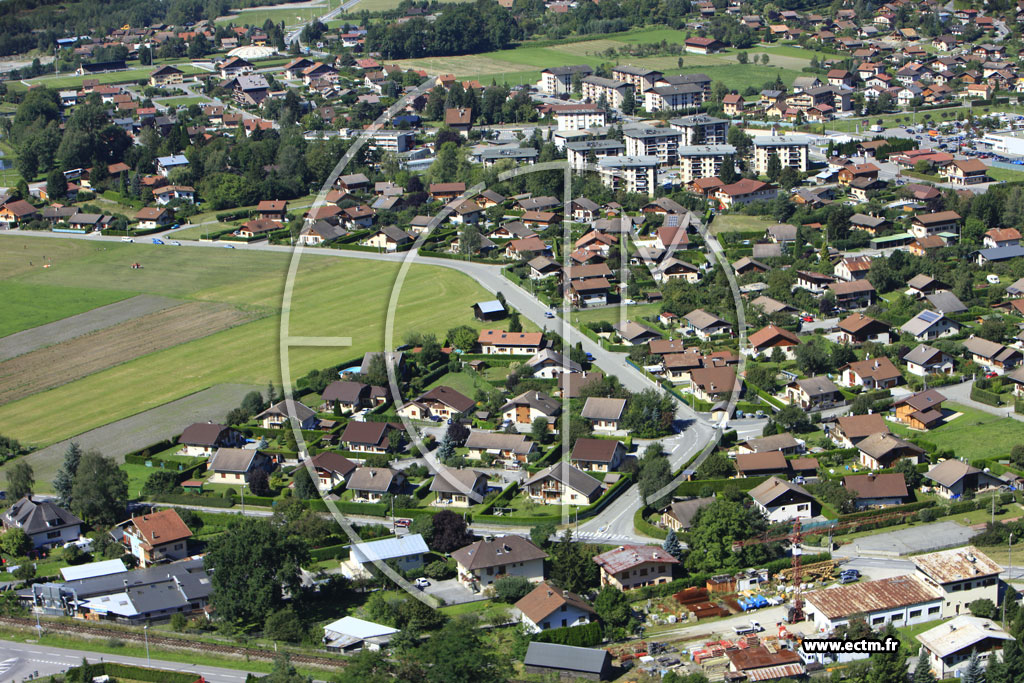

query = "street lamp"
[144,624,150,665]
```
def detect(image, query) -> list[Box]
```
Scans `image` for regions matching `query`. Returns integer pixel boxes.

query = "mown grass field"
[0,237,503,447]
[394,28,808,92]
[889,403,1024,462]
[709,214,774,234]
[157,96,209,107]
[0,282,131,337]
[216,2,328,26]
[10,63,208,92]
[985,165,1024,182]
[337,0,468,14]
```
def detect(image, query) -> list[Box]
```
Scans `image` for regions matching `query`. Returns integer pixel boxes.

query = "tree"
[720,155,739,184]
[410,515,434,546]
[46,168,67,201]
[492,575,532,603]
[795,336,831,376]
[241,390,266,418]
[638,455,672,506]
[206,517,309,627]
[507,310,522,333]
[686,500,767,573]
[778,166,800,190]
[623,389,675,437]
[365,353,389,387]
[868,624,907,683]
[765,153,782,182]
[548,530,600,593]
[761,53,769,65]
[458,224,481,256]
[430,510,472,553]
[410,617,509,683]
[53,442,81,509]
[960,650,984,683]
[6,462,33,501]
[250,468,272,497]
[621,88,637,116]
[530,521,556,549]
[292,466,318,500]
[593,585,635,632]
[663,529,684,561]
[969,598,997,619]
[530,416,549,445]
[142,469,179,496]
[264,607,305,643]
[737,51,748,64]
[1,528,31,558]
[696,452,734,478]
[912,649,936,683]
[447,325,477,352]
[70,452,127,525]
[895,458,922,491]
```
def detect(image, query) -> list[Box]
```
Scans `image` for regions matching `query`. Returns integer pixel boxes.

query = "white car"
[623,299,636,305]
[415,578,430,589]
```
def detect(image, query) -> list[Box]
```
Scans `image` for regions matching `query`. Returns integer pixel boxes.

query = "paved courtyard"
[843,521,979,556]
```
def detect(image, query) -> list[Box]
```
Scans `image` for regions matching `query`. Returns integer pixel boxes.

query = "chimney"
[563,590,569,598]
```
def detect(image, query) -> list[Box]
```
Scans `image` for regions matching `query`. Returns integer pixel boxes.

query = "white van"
[121,236,134,242]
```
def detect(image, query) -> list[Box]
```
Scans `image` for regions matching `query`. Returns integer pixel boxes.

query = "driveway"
[938,380,1024,422]
[419,577,484,605]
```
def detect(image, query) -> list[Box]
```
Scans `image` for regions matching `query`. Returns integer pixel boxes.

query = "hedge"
[634,505,669,539]
[66,663,198,683]
[532,621,603,647]
[309,542,351,562]
[674,476,770,497]
[836,499,935,522]
[150,493,235,507]
[971,385,1003,406]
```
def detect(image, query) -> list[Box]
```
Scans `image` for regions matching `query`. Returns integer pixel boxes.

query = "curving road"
[1,229,722,543]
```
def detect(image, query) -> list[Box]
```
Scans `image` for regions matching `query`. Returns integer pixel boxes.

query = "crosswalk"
[572,531,641,544]
[0,658,20,679]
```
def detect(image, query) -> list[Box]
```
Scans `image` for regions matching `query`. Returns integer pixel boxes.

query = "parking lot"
[419,577,486,605]
[840,521,979,556]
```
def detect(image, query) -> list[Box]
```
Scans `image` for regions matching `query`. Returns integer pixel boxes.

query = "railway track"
[0,617,346,669]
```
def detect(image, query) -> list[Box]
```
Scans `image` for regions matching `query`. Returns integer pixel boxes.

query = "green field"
[395,28,808,92]
[890,403,1024,462]
[824,104,1024,134]
[0,236,501,447]
[0,282,132,338]
[217,3,328,26]
[710,214,774,234]
[337,0,468,13]
[571,302,663,326]
[985,165,1024,182]
[11,63,207,92]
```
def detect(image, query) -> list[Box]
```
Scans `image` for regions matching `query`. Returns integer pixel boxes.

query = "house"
[364,225,411,252]
[829,280,876,309]
[843,472,910,508]
[523,462,602,505]
[684,36,723,54]
[976,245,1024,266]
[430,467,488,507]
[916,616,1013,679]
[593,545,678,590]
[747,325,800,359]
[478,329,544,355]
[523,642,612,682]
[119,509,192,568]
[444,108,472,135]
[149,65,183,87]
[962,336,1022,374]
[557,371,604,399]
[452,535,547,590]
[833,413,890,449]
[715,179,777,208]
[802,574,942,633]
[786,376,841,410]
[685,309,732,340]
[397,386,475,420]
[926,459,1003,500]
[343,534,429,579]
[796,270,835,294]
[178,423,245,457]
[611,320,661,346]
[984,228,1021,249]
[134,206,171,230]
[894,389,948,430]
[299,220,347,246]
[207,448,272,485]
[321,381,372,413]
[237,218,281,239]
[346,467,406,502]
[1,497,83,550]
[254,400,318,430]
[834,255,872,281]
[502,390,561,429]
[340,421,400,454]
[308,451,357,490]
[748,477,817,522]
[837,314,890,345]
[901,310,961,341]
[911,211,961,239]
[516,582,596,633]
[722,94,744,116]
[912,546,1003,618]
[219,56,253,78]
[902,346,955,378]
[660,496,715,532]
[322,616,398,653]
[581,397,627,431]
[840,357,903,389]
[525,349,581,379]
[858,432,924,470]
[153,185,196,205]
[690,366,739,402]
[464,431,535,464]
[735,451,789,478]
[738,432,803,456]
[942,159,990,186]
[570,438,626,472]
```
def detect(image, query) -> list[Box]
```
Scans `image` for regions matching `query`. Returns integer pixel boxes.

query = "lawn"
[158,97,209,108]
[823,104,1024,134]
[339,0,468,13]
[0,236,499,448]
[0,281,131,338]
[986,165,1024,182]
[426,370,494,397]
[572,302,663,326]
[710,214,774,234]
[889,403,1024,462]
[216,3,328,26]
[12,63,207,92]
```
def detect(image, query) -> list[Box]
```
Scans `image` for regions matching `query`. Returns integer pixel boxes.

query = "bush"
[971,385,1002,406]
[533,621,603,647]
[917,508,936,523]
[423,558,455,580]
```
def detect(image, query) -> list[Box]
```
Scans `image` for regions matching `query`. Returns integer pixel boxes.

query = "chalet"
[735,451,789,478]
[786,376,841,411]
[134,207,171,230]
[612,320,661,346]
[340,421,401,454]
[308,451,357,490]
[347,467,406,503]
[840,357,903,389]
[902,345,955,378]
[570,438,626,472]
[901,310,962,341]
[581,397,627,431]
[207,448,272,486]
[430,467,488,507]
[941,159,990,186]
[178,423,244,457]
[397,386,476,420]
[829,280,875,310]
[363,225,412,252]
[843,472,910,508]
[690,366,738,402]
[516,582,596,633]
[983,228,1021,249]
[833,413,889,449]
[926,460,1002,500]
[911,211,961,239]
[254,400,318,430]
[837,313,890,345]
[452,535,547,590]
[858,432,924,470]
[465,431,535,464]
[796,270,835,294]
[738,432,803,456]
[685,309,732,340]
[748,477,817,522]
[894,389,948,430]
[524,462,602,506]
[906,274,948,298]
[501,390,561,429]
[593,545,678,590]
[1,497,82,550]
[478,329,544,355]
[119,509,192,567]
[746,325,800,359]
[834,255,872,281]
[962,336,1021,374]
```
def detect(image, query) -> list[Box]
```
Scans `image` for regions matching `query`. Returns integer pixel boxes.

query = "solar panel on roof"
[918,310,941,323]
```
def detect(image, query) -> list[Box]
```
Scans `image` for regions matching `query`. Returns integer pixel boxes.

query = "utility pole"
[1005,532,1014,628]
[144,624,150,665]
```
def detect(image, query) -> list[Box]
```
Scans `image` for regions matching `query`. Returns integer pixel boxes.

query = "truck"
[733,620,762,635]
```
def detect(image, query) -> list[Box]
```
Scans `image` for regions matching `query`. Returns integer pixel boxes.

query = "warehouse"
[803,575,942,632]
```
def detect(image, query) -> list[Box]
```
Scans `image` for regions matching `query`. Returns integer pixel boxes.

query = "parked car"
[223,244,235,249]
[544,311,555,318]
[415,578,430,589]
[121,236,134,242]
[394,518,413,528]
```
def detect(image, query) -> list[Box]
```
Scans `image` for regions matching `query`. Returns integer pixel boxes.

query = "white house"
[515,581,596,633]
[451,535,548,591]
[748,477,817,522]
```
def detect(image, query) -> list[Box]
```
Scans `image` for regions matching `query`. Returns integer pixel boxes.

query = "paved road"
[0,639,254,683]
[937,380,1024,422]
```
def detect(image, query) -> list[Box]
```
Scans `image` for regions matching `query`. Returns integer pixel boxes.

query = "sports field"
[393,29,808,91]
[0,237,505,447]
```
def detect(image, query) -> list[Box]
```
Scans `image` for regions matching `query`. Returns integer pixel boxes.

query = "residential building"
[119,509,192,567]
[347,467,405,502]
[685,309,732,339]
[747,325,800,359]
[452,535,547,590]
[539,65,594,95]
[596,155,659,196]
[593,545,679,590]
[670,114,729,145]
[735,451,789,478]
[464,431,535,465]
[786,376,841,410]
[308,451,357,491]
[678,145,736,183]
[581,76,631,109]
[911,211,961,239]
[829,280,876,310]
[644,83,704,111]
[477,329,545,355]
[516,582,596,633]
[894,389,948,430]
[715,179,777,207]
[254,400,319,430]
[501,390,561,429]
[177,423,244,457]
[689,366,739,402]
[901,310,961,341]
[660,496,715,532]
[397,385,476,420]
[429,467,488,507]
[206,448,271,486]
[833,413,889,449]
[340,420,401,454]
[837,313,891,345]
[748,477,817,522]
[1,497,83,550]
[550,103,606,131]
[752,136,810,174]
[611,65,663,95]
[580,397,627,431]
[858,432,924,470]
[344,534,429,579]
[523,462,602,505]
[925,460,1003,500]
[738,432,803,455]
[843,472,910,508]
[962,336,1022,374]
[840,357,903,389]
[917,616,1013,679]
[570,438,626,472]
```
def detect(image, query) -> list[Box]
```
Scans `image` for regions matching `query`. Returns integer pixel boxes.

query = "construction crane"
[732,509,920,623]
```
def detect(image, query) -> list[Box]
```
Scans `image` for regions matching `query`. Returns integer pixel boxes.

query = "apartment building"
[669,114,729,145]
[565,138,626,170]
[678,144,737,183]
[623,126,683,165]
[539,65,593,95]
[550,104,607,132]
[581,76,631,109]
[611,65,663,95]
[643,84,704,111]
[752,135,810,174]
[596,156,659,196]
